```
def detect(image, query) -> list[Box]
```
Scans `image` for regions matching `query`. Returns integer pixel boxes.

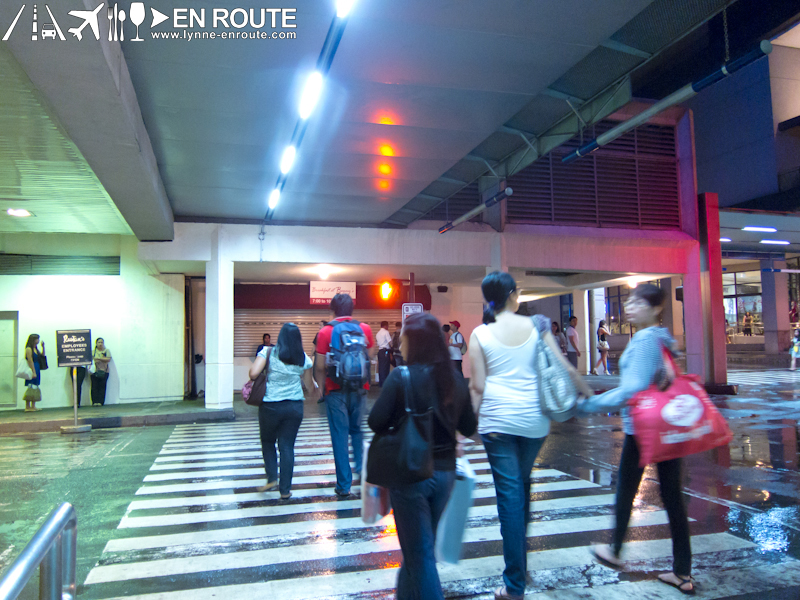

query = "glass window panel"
[736,282,762,295]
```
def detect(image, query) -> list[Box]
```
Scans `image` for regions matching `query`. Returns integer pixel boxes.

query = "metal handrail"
[0,503,77,600]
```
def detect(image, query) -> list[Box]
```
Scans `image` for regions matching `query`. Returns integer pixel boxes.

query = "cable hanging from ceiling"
[259,0,356,237]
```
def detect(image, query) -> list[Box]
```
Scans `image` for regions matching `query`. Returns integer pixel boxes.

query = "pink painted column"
[698,193,727,385]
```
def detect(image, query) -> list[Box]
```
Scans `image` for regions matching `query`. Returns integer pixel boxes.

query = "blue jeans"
[325,389,364,493]
[390,470,456,600]
[481,432,547,597]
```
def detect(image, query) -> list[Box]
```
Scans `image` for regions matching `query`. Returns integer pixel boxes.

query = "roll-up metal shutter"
[234,309,402,357]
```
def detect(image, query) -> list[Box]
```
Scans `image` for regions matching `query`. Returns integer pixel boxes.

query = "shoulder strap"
[530,314,551,334]
[400,366,412,412]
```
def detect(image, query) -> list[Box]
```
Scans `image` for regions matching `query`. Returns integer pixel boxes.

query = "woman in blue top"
[23,334,45,411]
[579,284,693,595]
[249,322,315,499]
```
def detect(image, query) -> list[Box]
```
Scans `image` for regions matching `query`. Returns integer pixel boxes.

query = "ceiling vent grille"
[0,254,120,276]
[507,120,679,230]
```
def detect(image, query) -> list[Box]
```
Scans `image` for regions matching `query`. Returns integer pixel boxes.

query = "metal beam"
[600,39,652,59]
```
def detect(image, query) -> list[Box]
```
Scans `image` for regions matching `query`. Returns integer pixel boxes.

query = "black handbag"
[366,366,434,487]
[39,354,48,371]
[245,348,272,407]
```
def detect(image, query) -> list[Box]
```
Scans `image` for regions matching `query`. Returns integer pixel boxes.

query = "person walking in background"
[314,293,374,497]
[593,320,611,375]
[742,311,753,336]
[791,328,800,371]
[376,321,392,386]
[23,334,45,411]
[566,315,581,369]
[390,321,403,367]
[580,284,694,595]
[790,301,798,325]
[250,323,315,500]
[313,321,327,403]
[91,338,112,406]
[368,313,476,600]
[551,322,568,357]
[256,333,273,355]
[469,271,550,600]
[448,320,466,374]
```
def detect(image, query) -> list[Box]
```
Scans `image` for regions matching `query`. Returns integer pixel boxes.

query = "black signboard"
[56,330,92,367]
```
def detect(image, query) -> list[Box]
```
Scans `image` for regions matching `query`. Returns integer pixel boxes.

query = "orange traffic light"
[380,281,394,300]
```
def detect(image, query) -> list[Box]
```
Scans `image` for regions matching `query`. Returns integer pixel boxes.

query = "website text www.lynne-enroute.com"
[152,29,297,40]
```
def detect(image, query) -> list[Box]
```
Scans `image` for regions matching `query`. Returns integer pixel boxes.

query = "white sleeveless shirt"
[474,324,550,439]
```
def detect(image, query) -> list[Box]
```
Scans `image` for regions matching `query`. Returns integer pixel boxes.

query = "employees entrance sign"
[310,282,356,305]
[56,330,92,367]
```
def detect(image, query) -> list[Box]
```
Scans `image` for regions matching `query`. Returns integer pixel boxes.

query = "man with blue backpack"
[314,293,375,497]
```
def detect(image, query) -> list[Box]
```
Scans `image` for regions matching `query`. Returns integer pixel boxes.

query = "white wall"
[0,235,185,409]
[429,283,484,379]
[769,45,800,180]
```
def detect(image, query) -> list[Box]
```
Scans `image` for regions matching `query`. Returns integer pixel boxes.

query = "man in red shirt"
[314,293,374,497]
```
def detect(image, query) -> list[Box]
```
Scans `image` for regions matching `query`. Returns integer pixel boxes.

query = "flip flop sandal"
[590,543,624,570]
[658,573,695,595]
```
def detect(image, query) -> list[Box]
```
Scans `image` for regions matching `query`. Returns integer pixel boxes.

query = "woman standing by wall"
[469,271,548,600]
[23,334,45,411]
[368,312,476,600]
[249,323,315,500]
[742,311,753,336]
[91,338,112,406]
[580,284,693,594]
[551,321,568,357]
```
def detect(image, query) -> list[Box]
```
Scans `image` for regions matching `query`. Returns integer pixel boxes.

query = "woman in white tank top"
[469,271,549,600]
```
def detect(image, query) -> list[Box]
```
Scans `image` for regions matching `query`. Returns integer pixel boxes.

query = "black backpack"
[325,319,370,389]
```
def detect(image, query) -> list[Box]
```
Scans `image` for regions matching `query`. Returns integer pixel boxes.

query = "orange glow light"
[379,144,394,157]
[378,163,392,175]
[380,282,393,300]
[377,179,391,190]
[378,116,395,125]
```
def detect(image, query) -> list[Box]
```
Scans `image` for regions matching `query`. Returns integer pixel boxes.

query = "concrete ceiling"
[2,0,746,239]
[719,210,800,252]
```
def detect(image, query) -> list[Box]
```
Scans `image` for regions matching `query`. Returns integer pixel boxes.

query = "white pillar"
[590,288,606,371]
[572,290,589,374]
[205,227,234,410]
[683,245,706,380]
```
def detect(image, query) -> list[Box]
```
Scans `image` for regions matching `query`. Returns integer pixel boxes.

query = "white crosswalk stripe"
[82,414,794,600]
[727,369,800,386]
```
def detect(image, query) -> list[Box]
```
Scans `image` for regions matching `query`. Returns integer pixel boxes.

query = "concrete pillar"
[572,289,589,374]
[660,276,685,350]
[683,244,705,380]
[697,193,727,385]
[760,259,790,354]
[205,227,234,410]
[488,234,508,274]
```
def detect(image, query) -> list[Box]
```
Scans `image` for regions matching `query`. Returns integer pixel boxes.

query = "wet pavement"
[0,369,799,599]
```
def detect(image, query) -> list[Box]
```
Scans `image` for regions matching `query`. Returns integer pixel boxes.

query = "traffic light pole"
[409,272,415,304]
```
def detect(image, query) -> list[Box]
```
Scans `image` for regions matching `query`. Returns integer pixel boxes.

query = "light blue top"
[579,327,676,435]
[256,347,313,403]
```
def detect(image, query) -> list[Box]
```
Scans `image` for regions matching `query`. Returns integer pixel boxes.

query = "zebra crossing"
[82,416,800,599]
[727,369,800,387]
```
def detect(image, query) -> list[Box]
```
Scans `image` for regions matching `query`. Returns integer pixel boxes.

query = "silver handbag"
[531,315,592,422]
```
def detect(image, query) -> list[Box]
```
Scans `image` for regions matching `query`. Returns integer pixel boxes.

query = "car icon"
[41,23,57,39]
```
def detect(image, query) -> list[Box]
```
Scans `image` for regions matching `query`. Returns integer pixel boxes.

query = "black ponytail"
[481,271,517,324]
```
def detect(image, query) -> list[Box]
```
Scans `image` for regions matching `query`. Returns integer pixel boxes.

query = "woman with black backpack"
[367,313,476,600]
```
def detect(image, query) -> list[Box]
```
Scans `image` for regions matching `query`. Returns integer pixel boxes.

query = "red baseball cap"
[449,320,461,328]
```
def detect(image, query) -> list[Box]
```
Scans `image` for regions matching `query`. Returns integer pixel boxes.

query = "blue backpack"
[326,319,370,389]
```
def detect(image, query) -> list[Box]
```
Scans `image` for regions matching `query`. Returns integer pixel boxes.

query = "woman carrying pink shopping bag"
[578,283,729,596]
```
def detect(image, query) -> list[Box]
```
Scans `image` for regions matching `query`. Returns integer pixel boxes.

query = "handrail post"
[38,535,61,600]
[61,522,77,600]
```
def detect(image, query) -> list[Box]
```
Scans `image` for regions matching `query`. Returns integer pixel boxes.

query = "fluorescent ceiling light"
[760,239,790,245]
[280,146,296,174]
[719,238,732,242]
[6,208,31,217]
[298,71,324,120]
[268,189,280,210]
[743,226,777,232]
[517,293,542,303]
[336,0,356,18]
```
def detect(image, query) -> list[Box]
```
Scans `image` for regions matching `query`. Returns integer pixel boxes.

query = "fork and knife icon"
[107,3,125,41]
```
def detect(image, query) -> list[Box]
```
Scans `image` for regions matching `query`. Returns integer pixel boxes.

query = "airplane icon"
[67,3,104,40]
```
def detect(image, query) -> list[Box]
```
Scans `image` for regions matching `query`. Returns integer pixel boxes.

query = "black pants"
[378,349,391,386]
[614,435,691,575]
[451,359,463,375]
[91,372,108,405]
[69,367,87,407]
[258,400,303,496]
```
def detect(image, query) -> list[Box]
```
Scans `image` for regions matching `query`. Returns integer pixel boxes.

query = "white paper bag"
[435,456,476,564]
[361,438,391,524]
